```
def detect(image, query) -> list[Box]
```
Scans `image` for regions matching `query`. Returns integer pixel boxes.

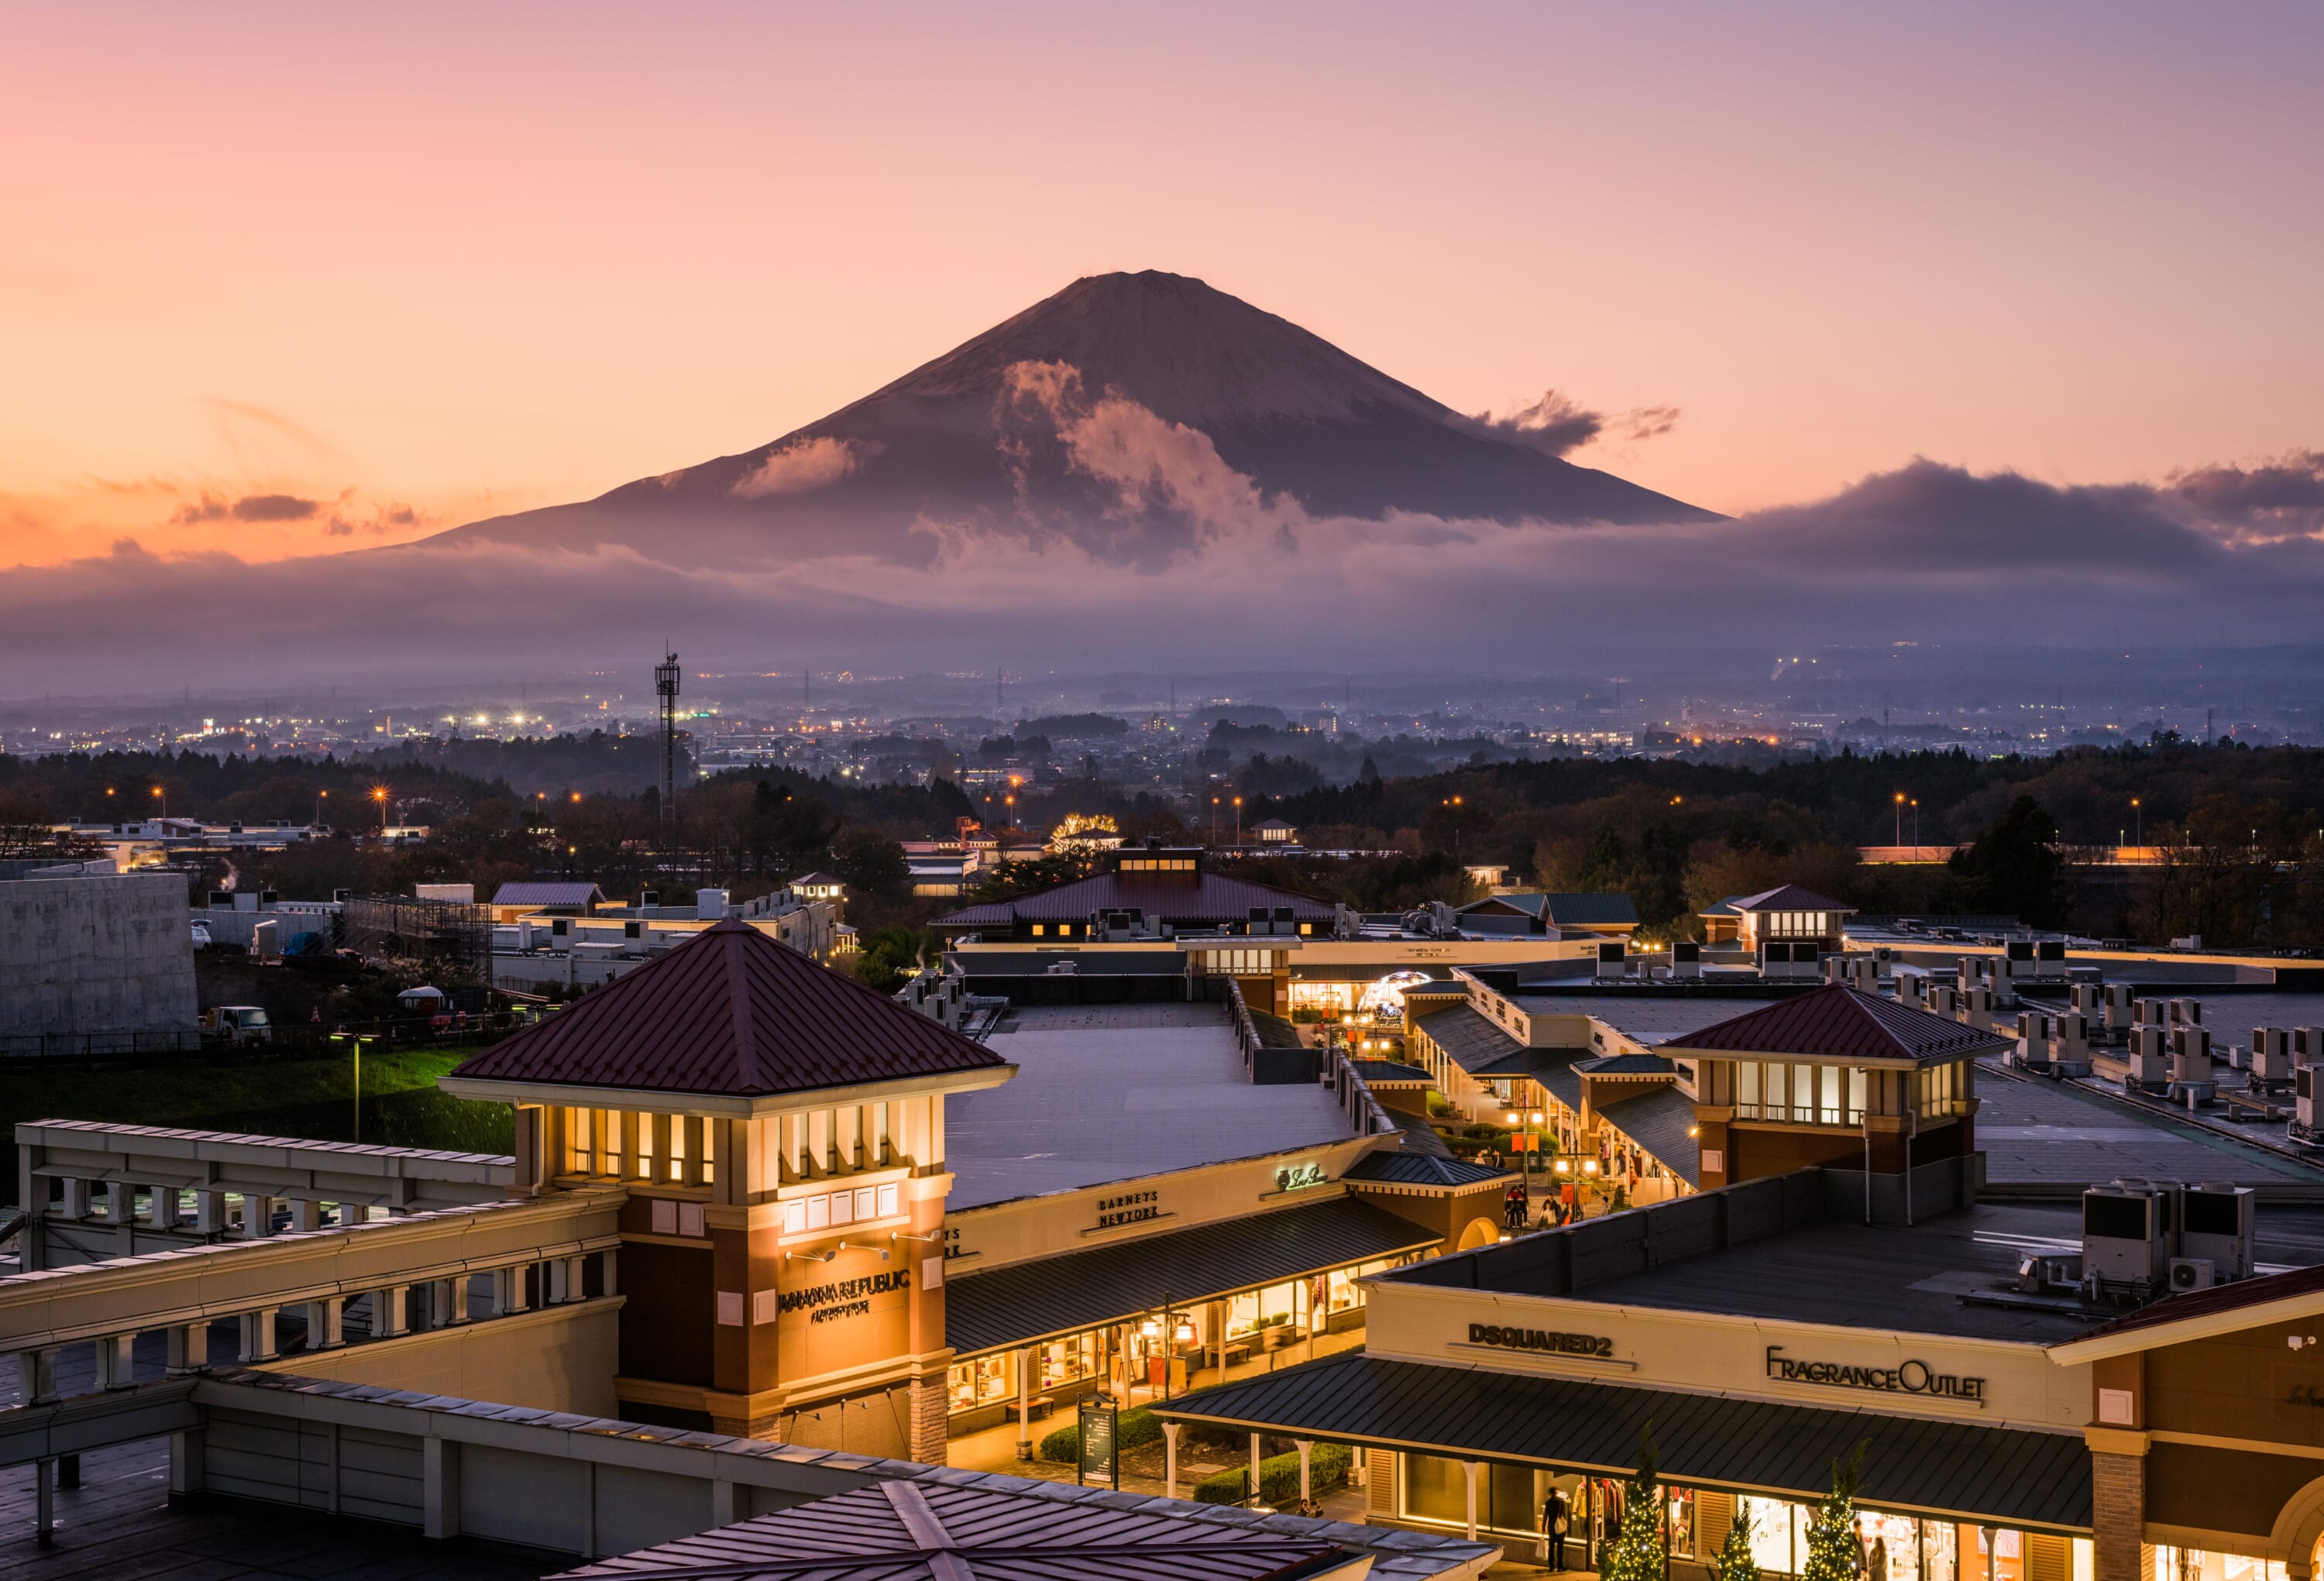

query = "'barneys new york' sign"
[1765,1345,1985,1402]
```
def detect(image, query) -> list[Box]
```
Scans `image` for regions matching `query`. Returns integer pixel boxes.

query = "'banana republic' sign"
[779,1268,910,1325]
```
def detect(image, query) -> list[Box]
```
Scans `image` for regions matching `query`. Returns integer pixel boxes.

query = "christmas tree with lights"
[1707,1497,1761,1581]
[1799,1444,1868,1581]
[1598,1425,1666,1581]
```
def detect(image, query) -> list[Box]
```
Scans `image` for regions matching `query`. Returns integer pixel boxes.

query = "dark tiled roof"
[1157,1352,2093,1531]
[1573,1053,1673,1076]
[936,871,1334,928]
[1410,1005,1524,1074]
[551,1478,1349,1580]
[1543,892,1640,926]
[2068,1260,2324,1346]
[1661,985,2011,1066]
[491,881,605,906]
[1349,1059,1432,1084]
[1596,1086,1702,1187]
[944,1198,1438,1356]
[449,918,1010,1098]
[1732,884,1856,913]
[1342,1151,1513,1189]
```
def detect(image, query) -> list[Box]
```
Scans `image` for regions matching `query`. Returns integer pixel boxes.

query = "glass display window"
[1861,1511,1920,1581]
[2155,1549,2291,1581]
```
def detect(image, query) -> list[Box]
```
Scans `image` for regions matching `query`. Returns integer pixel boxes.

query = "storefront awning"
[1153,1352,2092,1533]
[944,1198,1439,1358]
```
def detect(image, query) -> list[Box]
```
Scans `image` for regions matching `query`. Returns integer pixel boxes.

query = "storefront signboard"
[1467,1322,1614,1357]
[1092,1190,1163,1231]
[777,1268,909,1325]
[1078,1394,1119,1489]
[1274,1161,1328,1192]
[1764,1345,1985,1402]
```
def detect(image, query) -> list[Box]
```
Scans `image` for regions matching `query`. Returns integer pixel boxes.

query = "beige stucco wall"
[258,1297,624,1416]
[1367,1281,2091,1431]
[946,1136,1386,1272]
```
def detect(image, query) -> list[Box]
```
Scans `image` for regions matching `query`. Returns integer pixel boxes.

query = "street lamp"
[2131,798,2141,848]
[150,785,167,820]
[330,1033,378,1143]
[315,788,328,828]
[1232,795,1242,844]
[372,786,389,835]
[1894,791,1906,845]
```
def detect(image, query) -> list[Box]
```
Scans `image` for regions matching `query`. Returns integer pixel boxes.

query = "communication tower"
[655,649,681,834]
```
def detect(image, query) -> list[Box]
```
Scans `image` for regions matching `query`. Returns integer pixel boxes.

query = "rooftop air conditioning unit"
[2293,1026,2324,1068]
[2136,998,2168,1028]
[2171,1025,2213,1084]
[2168,1257,2217,1292]
[2102,983,2135,1033]
[2250,1026,2291,1081]
[2128,1026,2170,1086]
[2179,1183,2256,1280]
[638,890,659,909]
[2299,1066,2321,1139]
[2173,998,2203,1026]
[2037,940,2067,969]
[1672,942,1701,979]
[2083,1181,2173,1294]
[1596,942,1627,980]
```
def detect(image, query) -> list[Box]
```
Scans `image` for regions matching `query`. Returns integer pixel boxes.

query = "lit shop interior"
[945,1258,1403,1431]
[1399,1465,2093,1581]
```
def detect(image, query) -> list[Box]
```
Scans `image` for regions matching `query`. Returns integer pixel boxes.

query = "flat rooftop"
[1506,992,1792,1045]
[944,1003,1356,1212]
[1392,1177,2324,1346]
[1975,1059,2322,1191]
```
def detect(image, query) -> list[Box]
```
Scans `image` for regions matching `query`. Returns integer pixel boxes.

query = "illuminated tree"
[1798,1445,1867,1581]
[1707,1497,1760,1581]
[1598,1425,1665,1581]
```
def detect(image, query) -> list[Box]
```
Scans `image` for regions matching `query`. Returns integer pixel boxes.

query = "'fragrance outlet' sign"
[1765,1345,1985,1402]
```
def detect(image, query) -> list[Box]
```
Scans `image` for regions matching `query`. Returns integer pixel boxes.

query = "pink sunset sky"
[4,1,2320,569]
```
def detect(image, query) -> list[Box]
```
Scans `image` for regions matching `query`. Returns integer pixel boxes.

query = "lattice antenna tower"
[655,648,681,833]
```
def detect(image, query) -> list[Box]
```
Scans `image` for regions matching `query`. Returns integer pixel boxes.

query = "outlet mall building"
[1157,992,2324,1581]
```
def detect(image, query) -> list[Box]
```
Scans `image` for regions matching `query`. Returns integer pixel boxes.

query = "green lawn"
[1,1045,515,1198]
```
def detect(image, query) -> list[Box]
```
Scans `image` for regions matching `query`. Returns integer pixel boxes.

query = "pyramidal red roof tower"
[1661,983,2009,1067]
[445,916,1011,1102]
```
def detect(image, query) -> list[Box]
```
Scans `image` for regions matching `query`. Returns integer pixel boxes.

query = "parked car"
[190,919,214,950]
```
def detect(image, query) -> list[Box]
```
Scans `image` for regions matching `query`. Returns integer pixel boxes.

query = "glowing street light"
[371,786,389,835]
[150,785,167,820]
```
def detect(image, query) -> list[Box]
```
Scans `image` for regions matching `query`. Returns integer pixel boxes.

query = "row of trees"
[1602,1428,1865,1581]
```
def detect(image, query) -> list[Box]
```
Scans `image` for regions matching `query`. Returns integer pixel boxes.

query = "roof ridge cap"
[726,925,763,1092]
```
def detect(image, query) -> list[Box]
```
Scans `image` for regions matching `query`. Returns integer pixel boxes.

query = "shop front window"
[2154,1549,2289,1581]
[1401,1456,1542,1535]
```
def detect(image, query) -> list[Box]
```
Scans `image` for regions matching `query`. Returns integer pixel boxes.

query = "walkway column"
[1164,1421,1181,1500]
[373,1286,409,1338]
[239,1308,279,1363]
[167,1322,211,1376]
[95,1332,136,1390]
[18,1346,60,1405]
[1250,1432,1263,1505]
[290,1198,321,1234]
[304,1296,344,1349]
[494,1263,531,1315]
[242,1194,277,1237]
[1016,1346,1033,1461]
[1463,1459,1480,1541]
[1297,1439,1313,1506]
[194,1190,227,1235]
[145,1183,180,1230]
[1212,1300,1226,1381]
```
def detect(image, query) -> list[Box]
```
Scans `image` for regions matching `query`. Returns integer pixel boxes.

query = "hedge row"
[1036,1404,1164,1464]
[1192,1442,1354,1507]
